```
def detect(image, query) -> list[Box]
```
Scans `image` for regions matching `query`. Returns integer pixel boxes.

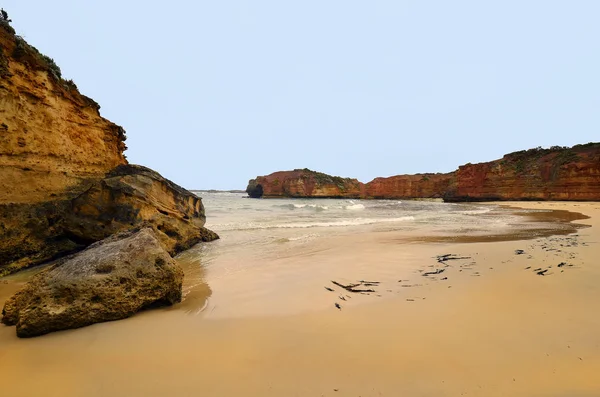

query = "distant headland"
[247,143,600,202]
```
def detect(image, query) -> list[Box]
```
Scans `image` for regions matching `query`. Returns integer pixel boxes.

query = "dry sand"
[1,201,599,396]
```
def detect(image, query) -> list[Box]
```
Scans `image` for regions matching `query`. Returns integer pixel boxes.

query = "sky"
[4,1,600,189]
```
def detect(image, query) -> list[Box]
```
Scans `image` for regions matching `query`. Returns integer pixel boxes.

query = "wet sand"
[1,202,599,396]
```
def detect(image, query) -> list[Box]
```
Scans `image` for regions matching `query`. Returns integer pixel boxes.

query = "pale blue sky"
[5,1,599,189]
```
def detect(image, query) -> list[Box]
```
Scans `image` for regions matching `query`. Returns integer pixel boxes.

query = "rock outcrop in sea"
[0,16,218,335]
[247,144,600,201]
[247,169,363,198]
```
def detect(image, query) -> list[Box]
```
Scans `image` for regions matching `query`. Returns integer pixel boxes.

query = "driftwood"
[436,254,472,263]
[422,268,446,277]
[331,280,376,293]
[359,280,381,286]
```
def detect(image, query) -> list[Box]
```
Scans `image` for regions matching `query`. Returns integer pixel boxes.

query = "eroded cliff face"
[247,169,364,198]
[247,144,600,201]
[0,24,217,276]
[0,26,127,203]
[445,144,600,202]
[365,173,454,199]
[66,165,217,256]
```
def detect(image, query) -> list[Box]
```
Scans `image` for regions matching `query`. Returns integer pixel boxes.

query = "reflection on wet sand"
[407,206,591,243]
[171,254,212,315]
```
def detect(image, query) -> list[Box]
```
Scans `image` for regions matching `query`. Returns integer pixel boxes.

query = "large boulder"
[2,228,183,337]
[0,165,219,276]
[66,164,219,254]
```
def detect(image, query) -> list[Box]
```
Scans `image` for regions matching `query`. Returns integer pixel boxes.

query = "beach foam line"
[214,216,415,231]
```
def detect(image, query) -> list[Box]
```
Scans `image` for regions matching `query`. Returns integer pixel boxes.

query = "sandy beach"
[1,201,599,397]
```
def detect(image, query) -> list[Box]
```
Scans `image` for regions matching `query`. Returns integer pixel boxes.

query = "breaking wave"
[215,216,415,231]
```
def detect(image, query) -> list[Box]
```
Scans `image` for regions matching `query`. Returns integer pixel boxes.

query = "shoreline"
[1,201,599,396]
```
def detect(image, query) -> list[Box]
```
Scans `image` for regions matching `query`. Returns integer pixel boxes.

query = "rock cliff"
[365,173,454,199]
[247,144,600,201]
[445,143,600,202]
[0,23,126,204]
[0,20,217,276]
[247,169,364,198]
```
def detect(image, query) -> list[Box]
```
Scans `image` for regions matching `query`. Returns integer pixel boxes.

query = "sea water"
[175,193,564,317]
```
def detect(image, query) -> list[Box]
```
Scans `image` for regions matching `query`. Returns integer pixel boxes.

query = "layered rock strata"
[0,24,126,204]
[247,169,363,198]
[0,23,218,276]
[445,144,600,201]
[246,144,600,201]
[365,173,453,199]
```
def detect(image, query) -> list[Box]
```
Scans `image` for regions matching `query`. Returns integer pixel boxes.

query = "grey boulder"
[2,228,183,337]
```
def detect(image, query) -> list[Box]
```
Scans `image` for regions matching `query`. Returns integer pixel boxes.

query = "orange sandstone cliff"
[247,144,600,201]
[0,27,127,203]
[0,22,217,275]
[365,173,453,199]
[445,144,600,201]
[247,169,364,198]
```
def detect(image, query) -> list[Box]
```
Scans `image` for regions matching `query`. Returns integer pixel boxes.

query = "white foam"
[345,203,365,210]
[460,207,492,215]
[287,233,320,241]
[216,216,415,231]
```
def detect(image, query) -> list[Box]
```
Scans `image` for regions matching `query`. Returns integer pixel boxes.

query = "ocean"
[176,193,575,318]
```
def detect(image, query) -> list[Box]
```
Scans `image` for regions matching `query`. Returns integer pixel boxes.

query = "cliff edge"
[0,19,217,276]
[446,143,600,201]
[247,169,364,198]
[247,144,600,201]
[0,23,126,203]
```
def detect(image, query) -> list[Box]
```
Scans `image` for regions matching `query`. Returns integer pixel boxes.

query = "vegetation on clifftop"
[298,168,360,192]
[0,8,14,34]
[497,144,594,174]
[0,8,80,90]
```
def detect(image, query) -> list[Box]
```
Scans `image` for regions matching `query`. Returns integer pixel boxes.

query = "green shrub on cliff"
[554,149,579,167]
[64,79,78,91]
[0,8,14,34]
[4,11,64,82]
[41,54,62,79]
[12,35,63,80]
[0,47,8,76]
[301,168,357,188]
[1,8,11,22]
